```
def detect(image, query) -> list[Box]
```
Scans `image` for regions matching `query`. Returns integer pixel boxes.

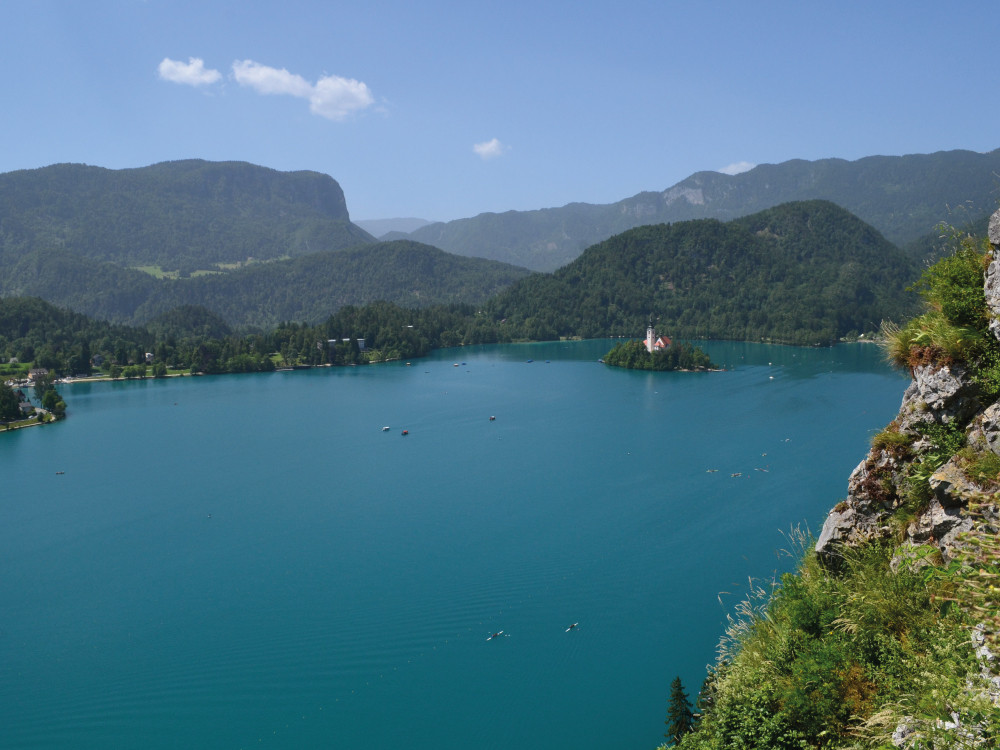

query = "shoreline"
[2,412,54,432]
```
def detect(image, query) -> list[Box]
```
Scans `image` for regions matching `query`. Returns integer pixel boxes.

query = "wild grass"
[680,531,984,749]
[870,425,913,457]
[880,314,986,371]
[957,446,1000,488]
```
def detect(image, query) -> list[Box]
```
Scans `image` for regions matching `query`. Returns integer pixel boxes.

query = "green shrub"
[881,234,997,373]
[912,233,991,327]
[685,535,980,749]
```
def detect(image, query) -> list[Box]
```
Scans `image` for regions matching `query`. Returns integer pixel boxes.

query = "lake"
[0,340,906,749]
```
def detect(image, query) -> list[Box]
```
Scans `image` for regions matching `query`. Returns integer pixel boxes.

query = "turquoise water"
[0,341,905,749]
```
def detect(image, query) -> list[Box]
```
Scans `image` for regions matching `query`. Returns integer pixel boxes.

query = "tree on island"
[603,339,715,371]
[665,676,695,745]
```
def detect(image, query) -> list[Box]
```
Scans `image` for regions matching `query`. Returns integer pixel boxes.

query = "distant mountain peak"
[662,185,706,206]
[354,217,436,238]
[399,147,1000,271]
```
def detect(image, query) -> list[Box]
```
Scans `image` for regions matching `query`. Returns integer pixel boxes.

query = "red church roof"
[646,334,672,351]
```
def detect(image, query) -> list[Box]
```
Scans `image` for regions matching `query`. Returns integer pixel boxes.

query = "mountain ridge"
[393,148,1000,270]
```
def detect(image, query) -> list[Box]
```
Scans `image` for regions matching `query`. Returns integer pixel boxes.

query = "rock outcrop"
[814,208,1000,745]
[816,207,1000,568]
[987,209,1000,341]
[897,363,981,432]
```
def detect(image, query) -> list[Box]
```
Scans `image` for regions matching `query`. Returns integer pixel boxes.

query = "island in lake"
[602,326,717,371]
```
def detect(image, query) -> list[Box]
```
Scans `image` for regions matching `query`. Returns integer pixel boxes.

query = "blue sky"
[2,1,998,222]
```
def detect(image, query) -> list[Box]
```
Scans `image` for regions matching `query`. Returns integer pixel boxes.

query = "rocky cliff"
[815,359,996,566]
[816,209,1000,567]
[812,208,1000,746]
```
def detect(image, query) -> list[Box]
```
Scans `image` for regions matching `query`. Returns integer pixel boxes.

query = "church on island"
[644,325,671,353]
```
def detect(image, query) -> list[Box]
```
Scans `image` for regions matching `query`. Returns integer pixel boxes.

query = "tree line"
[0,296,513,382]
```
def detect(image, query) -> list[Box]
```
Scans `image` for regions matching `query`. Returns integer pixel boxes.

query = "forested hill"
[0,160,375,273]
[484,200,922,345]
[391,148,1000,271]
[1,240,530,330]
[137,240,532,329]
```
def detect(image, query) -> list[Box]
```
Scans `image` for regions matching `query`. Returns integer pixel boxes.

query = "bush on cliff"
[882,232,997,383]
[669,533,982,750]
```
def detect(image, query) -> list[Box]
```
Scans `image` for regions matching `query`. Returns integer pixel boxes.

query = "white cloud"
[718,161,756,176]
[158,57,222,86]
[309,74,375,120]
[231,60,313,98]
[473,138,508,160]
[232,60,374,121]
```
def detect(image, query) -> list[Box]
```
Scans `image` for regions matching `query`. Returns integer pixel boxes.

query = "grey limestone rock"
[980,403,1000,455]
[819,211,999,571]
[989,207,1000,248]
[890,719,915,748]
[988,207,1000,340]
[903,459,987,563]
[898,364,980,432]
[829,210,1000,742]
[815,455,897,562]
[661,185,705,207]
[985,258,1000,343]
[928,458,979,507]
[906,497,975,564]
[815,504,856,559]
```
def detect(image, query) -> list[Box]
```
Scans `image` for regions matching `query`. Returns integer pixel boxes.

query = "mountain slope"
[0,160,375,272]
[399,148,1000,271]
[1,240,530,330]
[486,200,921,344]
[136,240,532,329]
[0,160,531,329]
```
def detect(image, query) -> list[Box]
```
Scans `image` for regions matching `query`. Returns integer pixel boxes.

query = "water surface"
[0,340,906,749]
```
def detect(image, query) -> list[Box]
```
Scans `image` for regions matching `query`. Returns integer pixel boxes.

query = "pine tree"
[693,669,719,727]
[665,675,694,745]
